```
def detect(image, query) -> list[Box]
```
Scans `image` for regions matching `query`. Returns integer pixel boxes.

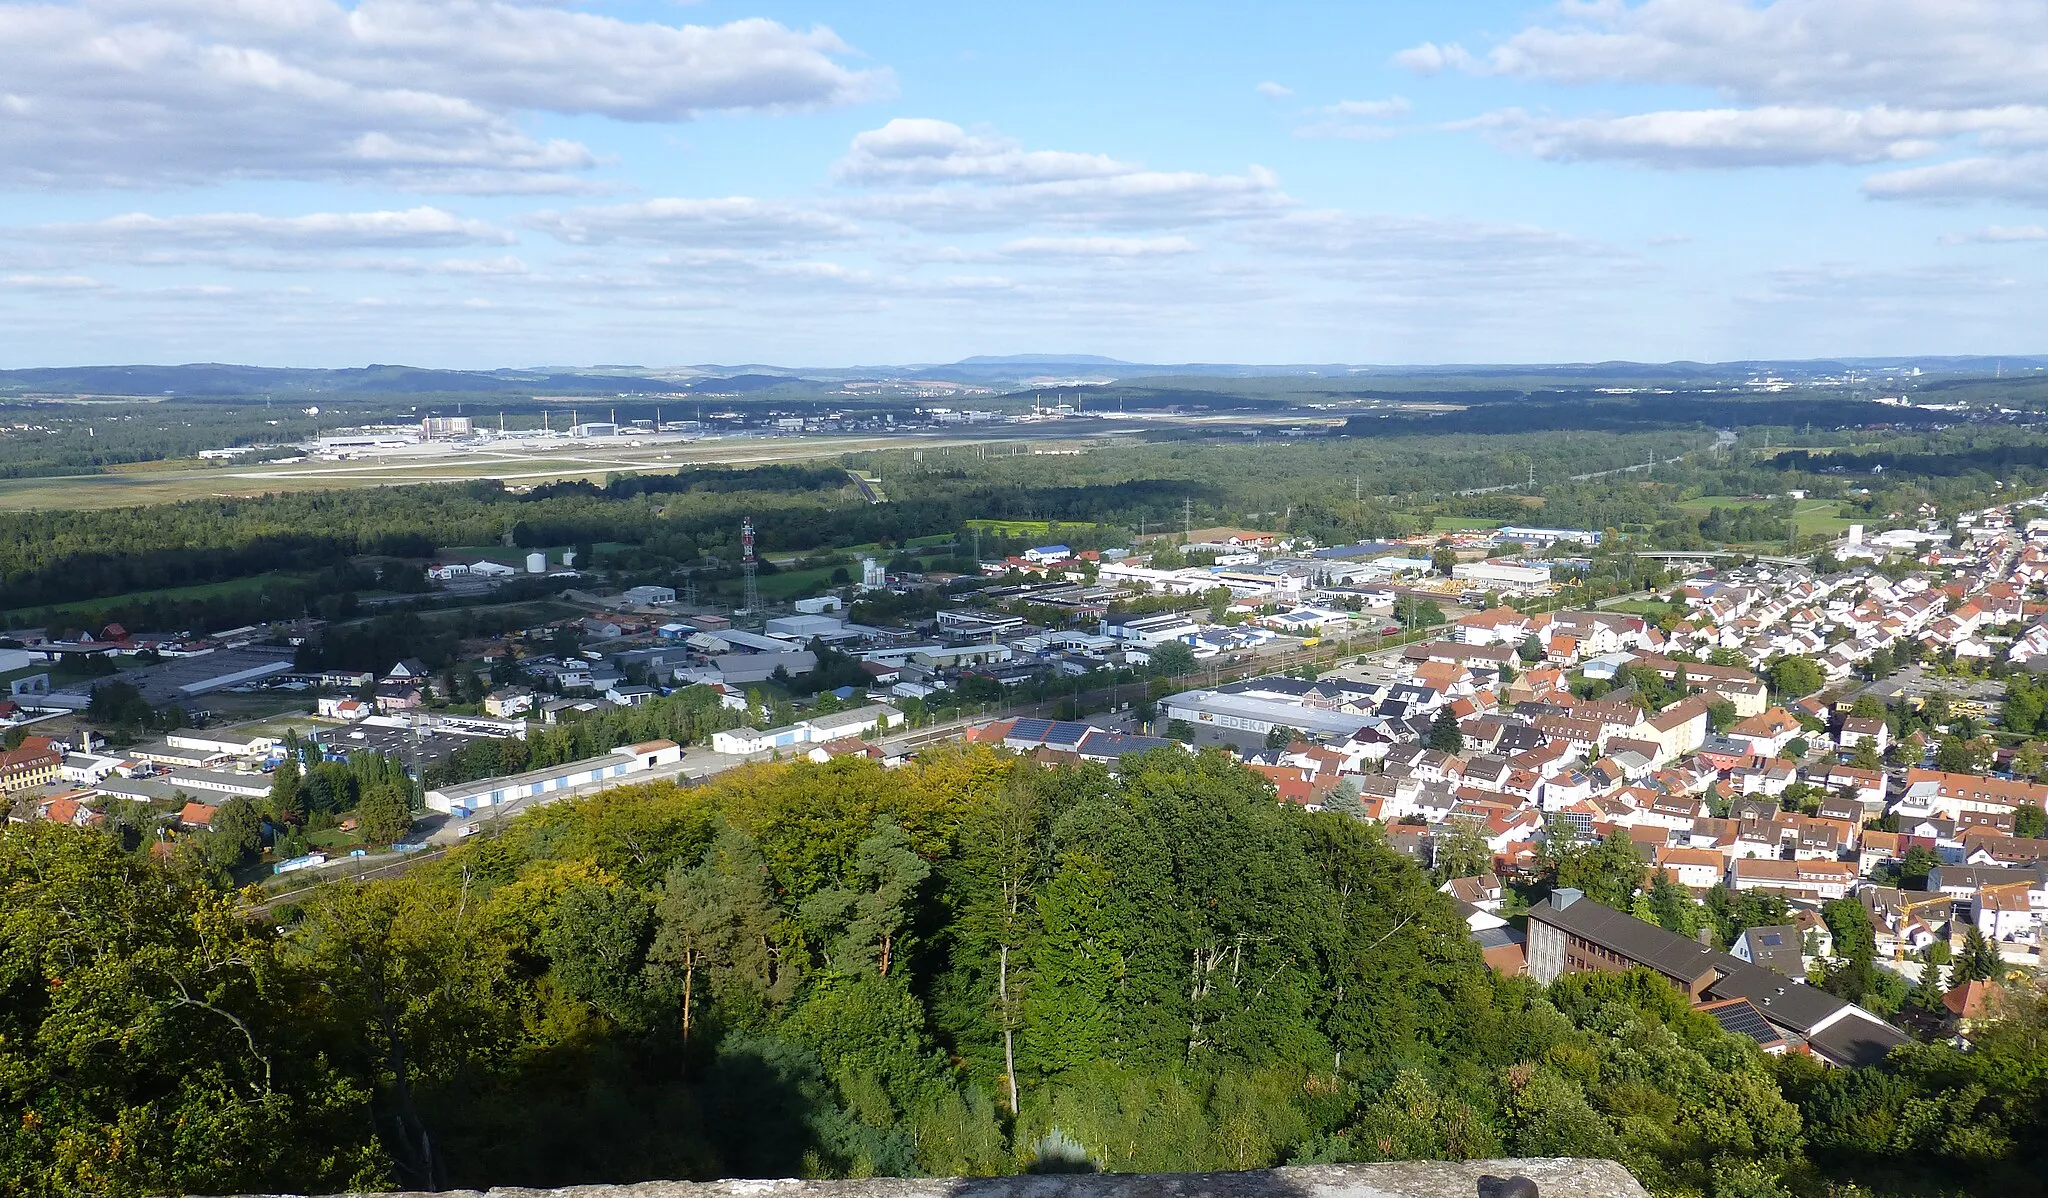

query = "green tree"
[0,824,383,1198]
[1426,707,1464,754]
[268,758,306,826]
[1768,655,1825,698]
[354,780,413,846]
[1900,845,1941,889]
[800,816,931,980]
[1432,819,1493,882]
[1935,735,1980,775]
[651,829,799,1041]
[543,882,659,1029]
[1149,640,1196,677]
[1550,831,1644,909]
[1957,926,2003,983]
[1648,868,1704,938]
[207,794,262,870]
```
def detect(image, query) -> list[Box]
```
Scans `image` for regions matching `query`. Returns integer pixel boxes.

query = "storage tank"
[526,551,546,574]
[561,549,578,568]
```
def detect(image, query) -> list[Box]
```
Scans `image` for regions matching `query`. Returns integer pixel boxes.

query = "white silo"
[526,551,547,574]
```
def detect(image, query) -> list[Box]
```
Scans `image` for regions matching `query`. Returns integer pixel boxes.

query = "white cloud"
[1404,1,2048,202]
[30,207,512,248]
[835,120,1288,232]
[1239,210,1622,283]
[1391,41,1474,75]
[1255,81,1293,99]
[1296,96,1412,141]
[1000,236,1197,258]
[0,1,888,189]
[835,118,1134,184]
[1939,223,2048,244]
[525,198,862,246]
[1431,0,2048,109]
[1326,97,1412,120]
[1749,262,2015,304]
[1469,105,2048,168]
[3,273,104,289]
[850,168,1290,233]
[1866,153,2048,205]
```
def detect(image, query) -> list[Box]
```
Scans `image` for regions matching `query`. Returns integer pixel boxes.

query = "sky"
[5,0,2048,368]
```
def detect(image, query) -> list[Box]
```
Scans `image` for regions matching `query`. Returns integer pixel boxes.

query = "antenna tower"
[740,516,762,614]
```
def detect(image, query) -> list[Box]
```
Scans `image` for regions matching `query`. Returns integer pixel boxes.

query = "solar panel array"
[1706,1000,1780,1046]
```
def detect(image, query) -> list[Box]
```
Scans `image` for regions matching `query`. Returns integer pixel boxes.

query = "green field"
[1431,516,1504,530]
[1675,495,1856,537]
[2,571,309,624]
[965,519,1102,537]
[1601,599,1684,619]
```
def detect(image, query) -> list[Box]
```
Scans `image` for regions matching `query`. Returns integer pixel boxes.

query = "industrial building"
[1161,688,1378,744]
[1451,561,1553,589]
[424,740,682,814]
[710,704,905,756]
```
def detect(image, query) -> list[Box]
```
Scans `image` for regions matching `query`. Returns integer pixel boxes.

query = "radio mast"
[740,516,761,615]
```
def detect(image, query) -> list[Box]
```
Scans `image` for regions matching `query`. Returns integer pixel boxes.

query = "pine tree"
[1427,707,1464,754]
[1958,926,2003,983]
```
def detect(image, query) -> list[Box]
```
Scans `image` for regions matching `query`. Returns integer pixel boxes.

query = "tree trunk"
[999,942,1019,1114]
[682,953,695,1041]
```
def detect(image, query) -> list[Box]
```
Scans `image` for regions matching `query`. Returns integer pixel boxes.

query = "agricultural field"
[1675,494,1857,537]
[0,571,310,627]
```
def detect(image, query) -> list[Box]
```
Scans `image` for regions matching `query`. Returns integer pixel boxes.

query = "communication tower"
[740,516,761,614]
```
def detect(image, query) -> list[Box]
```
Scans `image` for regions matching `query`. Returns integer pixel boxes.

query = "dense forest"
[4,748,2043,1198]
[4,418,2045,633]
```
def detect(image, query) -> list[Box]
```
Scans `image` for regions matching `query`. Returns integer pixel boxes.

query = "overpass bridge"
[1633,550,1812,566]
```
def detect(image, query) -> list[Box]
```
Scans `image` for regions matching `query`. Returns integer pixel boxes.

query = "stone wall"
[222,1158,1646,1198]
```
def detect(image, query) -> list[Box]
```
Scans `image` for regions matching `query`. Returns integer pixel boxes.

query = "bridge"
[1633,550,1813,566]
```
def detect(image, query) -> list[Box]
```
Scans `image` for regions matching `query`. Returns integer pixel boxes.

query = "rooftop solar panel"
[1706,1000,1781,1045]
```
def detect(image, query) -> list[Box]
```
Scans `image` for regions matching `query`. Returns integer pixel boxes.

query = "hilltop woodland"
[4,416,2048,641]
[5,748,2044,1198]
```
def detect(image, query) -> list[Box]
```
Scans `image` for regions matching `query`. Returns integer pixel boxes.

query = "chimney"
[1551,887,1583,909]
[1697,926,1714,947]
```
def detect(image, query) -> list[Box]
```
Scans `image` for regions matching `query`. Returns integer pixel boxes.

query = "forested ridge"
[5,422,2045,627]
[4,748,2043,1198]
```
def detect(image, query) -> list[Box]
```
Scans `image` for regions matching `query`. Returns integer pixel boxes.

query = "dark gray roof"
[1528,892,1722,986]
[1805,1012,1912,1068]
[1472,926,1524,951]
[1738,924,1806,977]
[1533,892,1909,1059]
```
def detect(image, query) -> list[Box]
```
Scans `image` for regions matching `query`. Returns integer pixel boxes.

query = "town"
[8,481,2048,1058]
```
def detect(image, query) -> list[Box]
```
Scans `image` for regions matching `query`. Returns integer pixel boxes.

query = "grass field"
[0,429,1127,513]
[1431,516,1504,531]
[965,519,1059,536]
[1675,495,1856,537]
[1602,599,1683,619]
[1,571,308,624]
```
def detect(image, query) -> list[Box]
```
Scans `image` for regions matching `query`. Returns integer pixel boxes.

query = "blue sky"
[3,0,2047,367]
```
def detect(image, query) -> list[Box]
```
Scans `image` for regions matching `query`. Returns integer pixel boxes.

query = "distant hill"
[1,354,2044,399]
